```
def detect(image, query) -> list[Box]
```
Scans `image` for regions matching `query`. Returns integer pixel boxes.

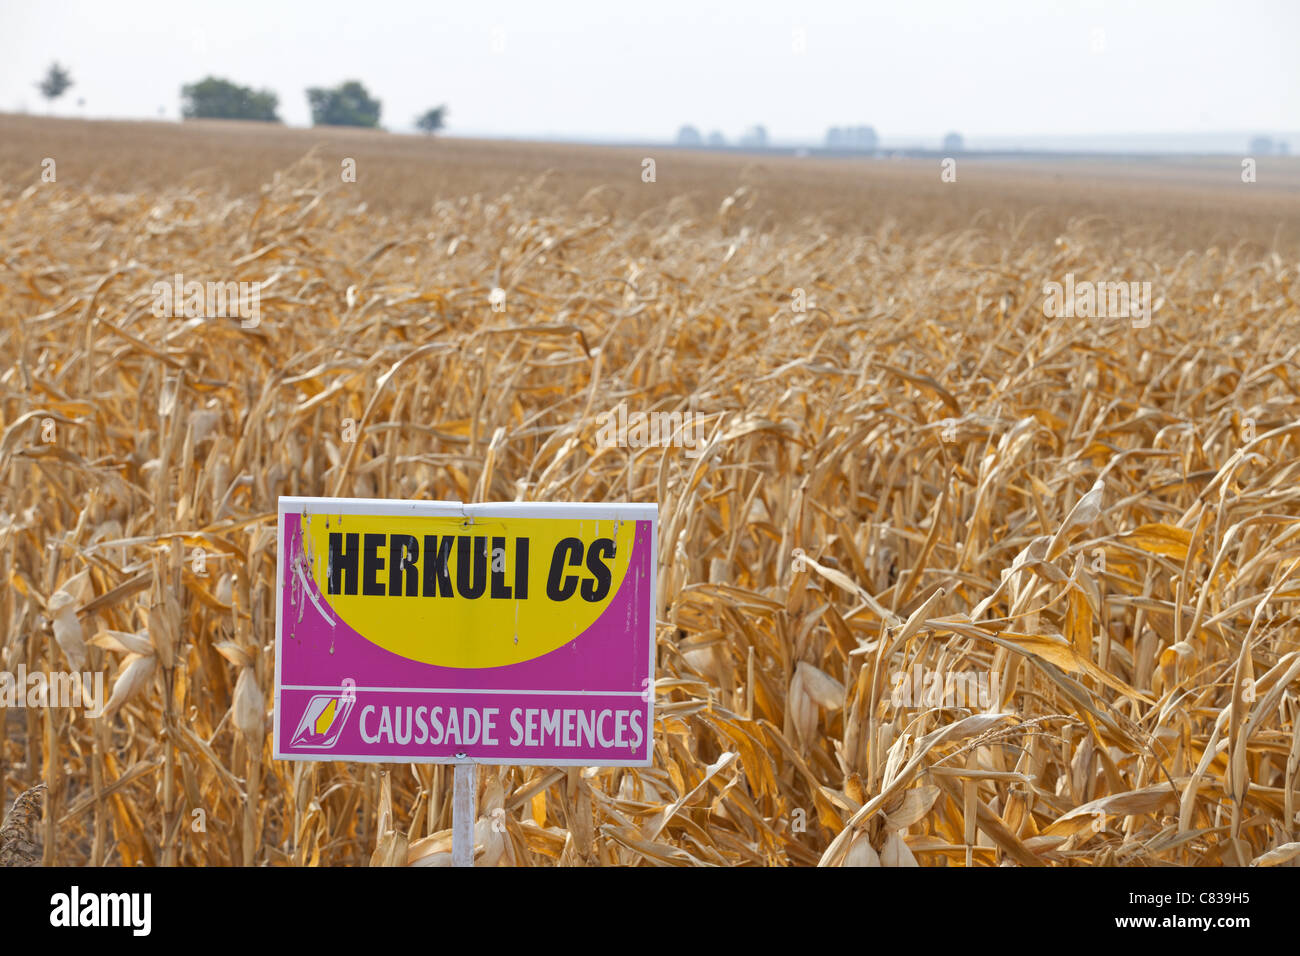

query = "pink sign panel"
[273,498,656,765]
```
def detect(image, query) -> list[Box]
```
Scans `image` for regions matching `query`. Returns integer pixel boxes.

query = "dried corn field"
[3,134,1300,868]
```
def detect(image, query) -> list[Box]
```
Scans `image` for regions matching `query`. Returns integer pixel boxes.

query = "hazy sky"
[1,0,1296,143]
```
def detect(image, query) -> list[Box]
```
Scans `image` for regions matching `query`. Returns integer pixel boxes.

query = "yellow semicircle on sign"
[301,514,636,668]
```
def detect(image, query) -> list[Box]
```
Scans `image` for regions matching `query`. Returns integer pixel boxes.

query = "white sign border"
[272,496,657,766]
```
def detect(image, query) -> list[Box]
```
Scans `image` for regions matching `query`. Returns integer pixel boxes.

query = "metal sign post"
[452,761,475,867]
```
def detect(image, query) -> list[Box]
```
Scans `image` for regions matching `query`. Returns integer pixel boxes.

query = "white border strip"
[277,495,657,523]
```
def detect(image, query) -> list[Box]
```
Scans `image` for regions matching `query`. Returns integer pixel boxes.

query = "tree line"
[182,76,447,134]
[32,62,446,133]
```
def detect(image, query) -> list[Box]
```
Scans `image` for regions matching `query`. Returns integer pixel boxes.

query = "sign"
[273,498,656,765]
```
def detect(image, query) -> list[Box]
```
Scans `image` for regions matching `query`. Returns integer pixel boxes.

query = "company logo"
[0,666,105,716]
[151,272,262,328]
[1042,272,1153,328]
[49,886,151,936]
[290,681,356,749]
[889,665,1000,710]
[595,402,711,458]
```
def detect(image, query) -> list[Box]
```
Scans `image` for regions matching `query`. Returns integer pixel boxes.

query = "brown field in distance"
[2,114,1300,867]
[3,113,1299,250]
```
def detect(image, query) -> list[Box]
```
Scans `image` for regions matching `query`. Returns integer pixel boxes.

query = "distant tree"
[36,62,74,113]
[307,81,381,128]
[1248,135,1276,155]
[741,125,769,148]
[826,125,877,152]
[181,77,280,121]
[707,130,727,148]
[942,131,964,153]
[676,125,702,147]
[851,126,878,152]
[415,105,448,134]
